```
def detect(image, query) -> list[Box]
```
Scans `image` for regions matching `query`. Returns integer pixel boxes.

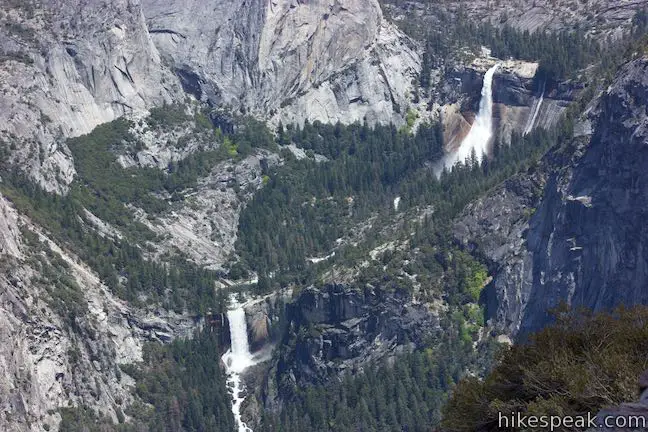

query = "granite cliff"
[0,0,182,192]
[0,192,199,432]
[1,0,423,192]
[275,284,439,385]
[140,0,421,127]
[455,54,648,337]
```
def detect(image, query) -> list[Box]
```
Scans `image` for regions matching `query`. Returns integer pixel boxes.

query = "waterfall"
[523,80,545,135]
[437,64,499,176]
[222,301,255,432]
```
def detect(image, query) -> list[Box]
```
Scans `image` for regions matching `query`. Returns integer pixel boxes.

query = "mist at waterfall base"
[435,64,499,177]
[222,303,256,432]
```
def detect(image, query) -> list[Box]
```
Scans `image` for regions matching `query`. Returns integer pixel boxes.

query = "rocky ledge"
[273,283,439,387]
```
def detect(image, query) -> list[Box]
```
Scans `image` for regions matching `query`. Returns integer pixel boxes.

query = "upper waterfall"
[437,64,500,175]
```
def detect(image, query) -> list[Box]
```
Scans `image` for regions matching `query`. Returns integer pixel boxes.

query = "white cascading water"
[437,64,500,176]
[222,301,256,432]
[523,80,545,135]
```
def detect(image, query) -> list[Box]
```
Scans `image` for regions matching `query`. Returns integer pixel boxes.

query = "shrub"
[442,306,648,432]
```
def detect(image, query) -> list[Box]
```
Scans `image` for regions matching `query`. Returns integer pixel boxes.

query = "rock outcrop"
[273,284,439,386]
[384,0,646,39]
[243,290,291,353]
[455,55,648,337]
[441,57,572,151]
[136,150,281,269]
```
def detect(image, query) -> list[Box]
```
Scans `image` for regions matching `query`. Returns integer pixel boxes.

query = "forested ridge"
[418,8,648,94]
[421,17,602,83]
[236,116,574,278]
[0,111,277,314]
[443,306,648,432]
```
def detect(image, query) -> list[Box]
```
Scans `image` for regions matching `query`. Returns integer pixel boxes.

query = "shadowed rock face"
[274,284,439,386]
[455,55,648,338]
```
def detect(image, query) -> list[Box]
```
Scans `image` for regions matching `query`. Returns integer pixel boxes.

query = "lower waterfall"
[222,301,256,432]
[437,64,499,176]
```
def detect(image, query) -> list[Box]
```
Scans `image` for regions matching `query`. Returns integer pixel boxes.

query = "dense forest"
[236,121,444,274]
[422,17,601,82]
[261,323,498,432]
[419,8,648,91]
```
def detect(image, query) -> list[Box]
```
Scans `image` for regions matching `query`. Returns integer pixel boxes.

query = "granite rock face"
[384,0,645,39]
[0,193,199,432]
[141,0,422,127]
[455,56,648,337]
[274,284,439,386]
[441,58,572,151]
[1,0,421,192]
[135,150,281,270]
[0,0,182,192]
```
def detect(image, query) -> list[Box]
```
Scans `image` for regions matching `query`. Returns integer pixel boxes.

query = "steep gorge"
[1,1,646,431]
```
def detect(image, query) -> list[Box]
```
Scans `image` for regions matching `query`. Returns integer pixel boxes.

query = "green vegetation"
[419,15,602,84]
[10,12,646,430]
[400,108,419,134]
[460,253,489,302]
[58,406,117,432]
[19,226,88,329]
[67,114,274,226]
[442,306,648,432]
[125,329,235,431]
[0,107,280,313]
[419,8,648,92]
[146,104,190,130]
[237,121,444,274]
[2,172,227,313]
[237,107,576,278]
